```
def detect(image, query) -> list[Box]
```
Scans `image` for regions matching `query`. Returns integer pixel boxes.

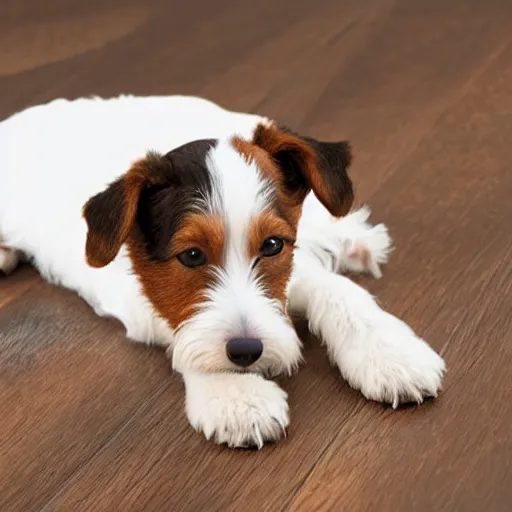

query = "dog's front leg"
[288,248,446,407]
[181,371,289,448]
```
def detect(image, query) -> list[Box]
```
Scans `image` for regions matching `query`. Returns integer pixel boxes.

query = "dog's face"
[83,122,353,376]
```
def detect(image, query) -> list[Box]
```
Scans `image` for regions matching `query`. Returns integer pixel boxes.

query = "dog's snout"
[226,337,263,367]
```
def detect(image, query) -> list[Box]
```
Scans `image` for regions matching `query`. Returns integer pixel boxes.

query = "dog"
[0,95,445,448]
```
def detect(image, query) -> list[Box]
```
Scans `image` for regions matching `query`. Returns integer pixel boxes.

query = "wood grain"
[1,0,511,510]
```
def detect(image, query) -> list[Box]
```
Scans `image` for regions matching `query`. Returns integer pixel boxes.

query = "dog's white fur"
[171,138,302,378]
[0,95,445,448]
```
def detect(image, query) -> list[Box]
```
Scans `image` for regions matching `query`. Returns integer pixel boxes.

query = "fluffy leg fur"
[0,247,21,275]
[182,371,289,448]
[291,207,445,407]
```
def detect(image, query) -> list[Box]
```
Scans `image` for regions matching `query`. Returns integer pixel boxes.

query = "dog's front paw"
[338,313,446,408]
[184,372,289,448]
[338,207,393,278]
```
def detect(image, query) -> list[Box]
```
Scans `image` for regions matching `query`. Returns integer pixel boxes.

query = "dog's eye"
[177,248,207,268]
[260,237,284,257]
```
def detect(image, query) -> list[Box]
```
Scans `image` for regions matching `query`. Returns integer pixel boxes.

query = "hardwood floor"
[1,1,511,510]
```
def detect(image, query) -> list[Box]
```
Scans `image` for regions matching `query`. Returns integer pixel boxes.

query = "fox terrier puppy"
[0,95,445,448]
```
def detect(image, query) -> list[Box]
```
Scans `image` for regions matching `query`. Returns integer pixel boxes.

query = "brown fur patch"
[248,210,295,306]
[83,153,170,268]
[251,123,354,217]
[231,136,303,228]
[128,214,225,328]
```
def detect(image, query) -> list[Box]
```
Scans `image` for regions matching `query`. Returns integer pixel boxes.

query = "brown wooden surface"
[1,1,511,511]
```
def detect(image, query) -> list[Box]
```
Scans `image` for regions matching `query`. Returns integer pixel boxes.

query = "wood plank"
[0,283,172,511]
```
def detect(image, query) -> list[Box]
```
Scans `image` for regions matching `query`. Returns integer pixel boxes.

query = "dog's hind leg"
[0,246,21,275]
[297,203,393,280]
[329,206,393,278]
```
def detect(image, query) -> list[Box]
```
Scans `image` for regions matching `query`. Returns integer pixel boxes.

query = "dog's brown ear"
[252,123,354,216]
[83,152,169,268]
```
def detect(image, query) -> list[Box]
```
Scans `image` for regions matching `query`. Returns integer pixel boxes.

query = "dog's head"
[82,121,354,376]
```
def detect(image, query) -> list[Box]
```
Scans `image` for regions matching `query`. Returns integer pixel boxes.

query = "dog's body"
[0,95,445,447]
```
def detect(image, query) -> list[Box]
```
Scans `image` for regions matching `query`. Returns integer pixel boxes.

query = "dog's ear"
[82,152,170,268]
[252,123,354,216]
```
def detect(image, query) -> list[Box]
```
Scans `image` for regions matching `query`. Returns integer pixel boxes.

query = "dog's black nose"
[226,338,263,367]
